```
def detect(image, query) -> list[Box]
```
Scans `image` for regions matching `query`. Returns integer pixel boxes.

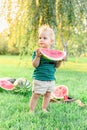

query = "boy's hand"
[32,49,41,67]
[36,49,41,57]
[55,60,62,68]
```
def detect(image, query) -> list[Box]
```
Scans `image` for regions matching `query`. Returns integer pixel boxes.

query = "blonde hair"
[38,25,55,42]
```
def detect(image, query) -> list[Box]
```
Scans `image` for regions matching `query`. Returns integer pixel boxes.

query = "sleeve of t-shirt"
[32,51,36,60]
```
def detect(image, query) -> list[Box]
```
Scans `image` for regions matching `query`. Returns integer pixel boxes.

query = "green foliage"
[2,0,87,56]
[7,46,19,55]
[0,33,19,55]
[39,0,57,28]
[0,34,8,54]
[20,0,87,56]
[0,41,8,55]
[69,32,87,56]
[57,0,75,26]
[22,0,57,55]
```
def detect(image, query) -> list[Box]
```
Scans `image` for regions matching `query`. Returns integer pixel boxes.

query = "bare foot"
[42,109,48,113]
[29,110,35,115]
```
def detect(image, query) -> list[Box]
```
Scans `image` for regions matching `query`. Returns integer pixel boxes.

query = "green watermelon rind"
[40,48,66,61]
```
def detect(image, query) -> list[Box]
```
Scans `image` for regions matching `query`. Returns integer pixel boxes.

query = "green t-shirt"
[32,51,56,81]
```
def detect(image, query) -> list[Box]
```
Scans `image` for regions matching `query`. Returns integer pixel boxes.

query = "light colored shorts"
[32,79,55,95]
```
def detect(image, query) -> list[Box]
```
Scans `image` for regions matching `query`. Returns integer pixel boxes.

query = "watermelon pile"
[51,85,68,101]
[51,85,85,107]
[40,48,66,61]
[0,78,31,93]
[0,79,14,90]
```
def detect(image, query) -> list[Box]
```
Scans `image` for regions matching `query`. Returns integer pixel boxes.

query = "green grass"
[0,55,87,130]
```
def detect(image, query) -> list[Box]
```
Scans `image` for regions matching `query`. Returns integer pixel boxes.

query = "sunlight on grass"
[61,61,87,72]
[0,55,87,72]
[0,55,32,67]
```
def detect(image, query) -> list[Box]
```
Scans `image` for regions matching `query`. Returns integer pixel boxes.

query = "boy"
[29,25,62,113]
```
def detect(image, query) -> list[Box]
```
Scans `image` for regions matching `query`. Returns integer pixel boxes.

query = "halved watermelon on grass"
[51,85,68,100]
[40,48,66,61]
[0,79,14,90]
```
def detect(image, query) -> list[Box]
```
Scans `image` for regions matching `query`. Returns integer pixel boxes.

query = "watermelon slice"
[0,79,14,90]
[52,85,68,100]
[40,48,66,61]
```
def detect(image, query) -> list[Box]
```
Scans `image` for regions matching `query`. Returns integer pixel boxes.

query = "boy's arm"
[32,56,40,67]
[32,49,41,68]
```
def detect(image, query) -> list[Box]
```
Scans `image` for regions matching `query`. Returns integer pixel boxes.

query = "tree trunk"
[61,36,68,61]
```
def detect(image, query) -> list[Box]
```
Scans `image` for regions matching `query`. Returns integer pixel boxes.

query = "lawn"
[0,55,87,130]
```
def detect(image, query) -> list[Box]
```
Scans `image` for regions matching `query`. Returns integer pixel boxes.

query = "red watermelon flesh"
[0,79,14,90]
[40,48,66,61]
[52,85,68,100]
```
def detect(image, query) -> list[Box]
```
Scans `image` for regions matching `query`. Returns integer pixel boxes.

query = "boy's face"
[38,31,53,49]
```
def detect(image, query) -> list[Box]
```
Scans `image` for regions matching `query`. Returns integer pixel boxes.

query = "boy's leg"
[29,92,40,112]
[42,92,51,112]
